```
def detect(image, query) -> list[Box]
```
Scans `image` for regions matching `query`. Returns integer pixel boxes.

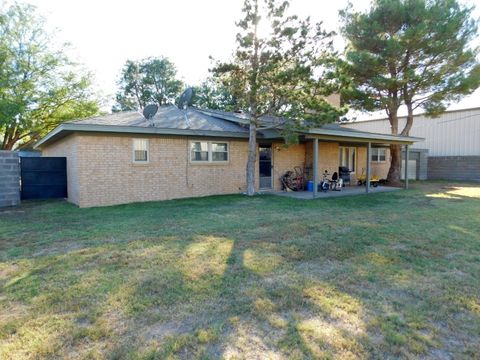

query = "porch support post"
[366,142,371,193]
[404,144,409,189]
[313,138,319,198]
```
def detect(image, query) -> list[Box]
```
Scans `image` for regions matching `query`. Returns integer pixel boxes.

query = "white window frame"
[132,138,149,164]
[211,142,229,162]
[339,146,356,173]
[189,140,229,164]
[371,148,387,163]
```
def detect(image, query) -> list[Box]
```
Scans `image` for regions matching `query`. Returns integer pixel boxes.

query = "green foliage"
[399,0,479,116]
[191,78,237,111]
[214,0,344,131]
[340,0,479,122]
[113,57,183,111]
[212,0,345,195]
[0,3,101,150]
[340,0,479,182]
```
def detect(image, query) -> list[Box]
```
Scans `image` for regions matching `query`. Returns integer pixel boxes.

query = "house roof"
[67,106,249,133]
[35,106,422,148]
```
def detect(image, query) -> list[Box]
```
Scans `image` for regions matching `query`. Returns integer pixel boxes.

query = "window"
[211,142,228,161]
[133,139,149,163]
[339,146,356,172]
[190,141,229,163]
[371,148,387,162]
[190,141,209,161]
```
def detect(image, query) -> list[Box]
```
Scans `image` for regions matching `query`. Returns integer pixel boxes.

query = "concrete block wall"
[428,156,480,181]
[0,151,20,207]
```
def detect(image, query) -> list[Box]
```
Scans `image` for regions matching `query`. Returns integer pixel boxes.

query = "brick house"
[35,106,420,207]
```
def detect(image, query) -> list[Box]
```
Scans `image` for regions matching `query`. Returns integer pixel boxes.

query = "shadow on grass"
[1,181,479,358]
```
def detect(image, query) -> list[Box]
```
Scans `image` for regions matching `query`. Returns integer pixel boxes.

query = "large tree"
[341,0,479,183]
[191,78,238,111]
[0,3,100,150]
[113,57,183,111]
[213,0,344,195]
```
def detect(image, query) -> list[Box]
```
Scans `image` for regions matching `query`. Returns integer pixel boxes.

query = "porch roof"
[302,124,422,145]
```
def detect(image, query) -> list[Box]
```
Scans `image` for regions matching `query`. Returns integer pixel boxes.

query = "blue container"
[307,181,314,192]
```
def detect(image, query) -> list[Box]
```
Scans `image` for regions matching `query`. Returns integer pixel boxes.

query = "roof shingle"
[70,106,248,133]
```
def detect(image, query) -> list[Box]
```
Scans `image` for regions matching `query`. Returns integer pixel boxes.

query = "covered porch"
[265,124,421,199]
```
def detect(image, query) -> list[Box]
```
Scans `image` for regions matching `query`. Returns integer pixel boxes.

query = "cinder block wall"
[0,151,20,207]
[428,156,480,181]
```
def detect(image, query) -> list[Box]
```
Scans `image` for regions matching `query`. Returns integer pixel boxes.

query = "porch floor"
[268,185,401,199]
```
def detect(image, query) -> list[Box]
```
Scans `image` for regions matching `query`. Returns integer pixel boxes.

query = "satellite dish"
[178,88,193,110]
[143,104,158,120]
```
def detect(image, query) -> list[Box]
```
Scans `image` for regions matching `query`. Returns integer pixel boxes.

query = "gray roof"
[36,105,423,148]
[69,106,248,133]
[196,108,284,127]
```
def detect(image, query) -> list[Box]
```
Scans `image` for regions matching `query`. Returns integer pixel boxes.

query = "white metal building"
[343,107,480,181]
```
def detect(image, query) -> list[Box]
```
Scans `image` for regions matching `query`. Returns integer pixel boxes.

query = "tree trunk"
[246,120,257,195]
[387,100,413,186]
[1,125,17,150]
[245,0,259,197]
[386,111,402,185]
[387,144,402,185]
[401,101,414,136]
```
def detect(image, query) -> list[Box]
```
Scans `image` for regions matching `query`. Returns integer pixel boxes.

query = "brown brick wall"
[44,134,256,207]
[271,142,306,190]
[305,142,340,181]
[372,152,391,179]
[43,133,397,207]
[301,142,391,185]
[356,147,391,182]
[42,135,80,205]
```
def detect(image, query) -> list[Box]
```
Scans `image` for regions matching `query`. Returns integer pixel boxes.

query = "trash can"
[307,181,314,192]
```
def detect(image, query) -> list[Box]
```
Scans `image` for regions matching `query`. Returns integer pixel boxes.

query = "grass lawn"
[0,182,479,359]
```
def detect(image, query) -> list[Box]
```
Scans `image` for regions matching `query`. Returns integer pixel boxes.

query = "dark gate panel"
[21,157,67,200]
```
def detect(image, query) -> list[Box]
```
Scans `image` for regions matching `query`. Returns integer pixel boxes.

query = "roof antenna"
[177,88,193,128]
[143,104,158,127]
